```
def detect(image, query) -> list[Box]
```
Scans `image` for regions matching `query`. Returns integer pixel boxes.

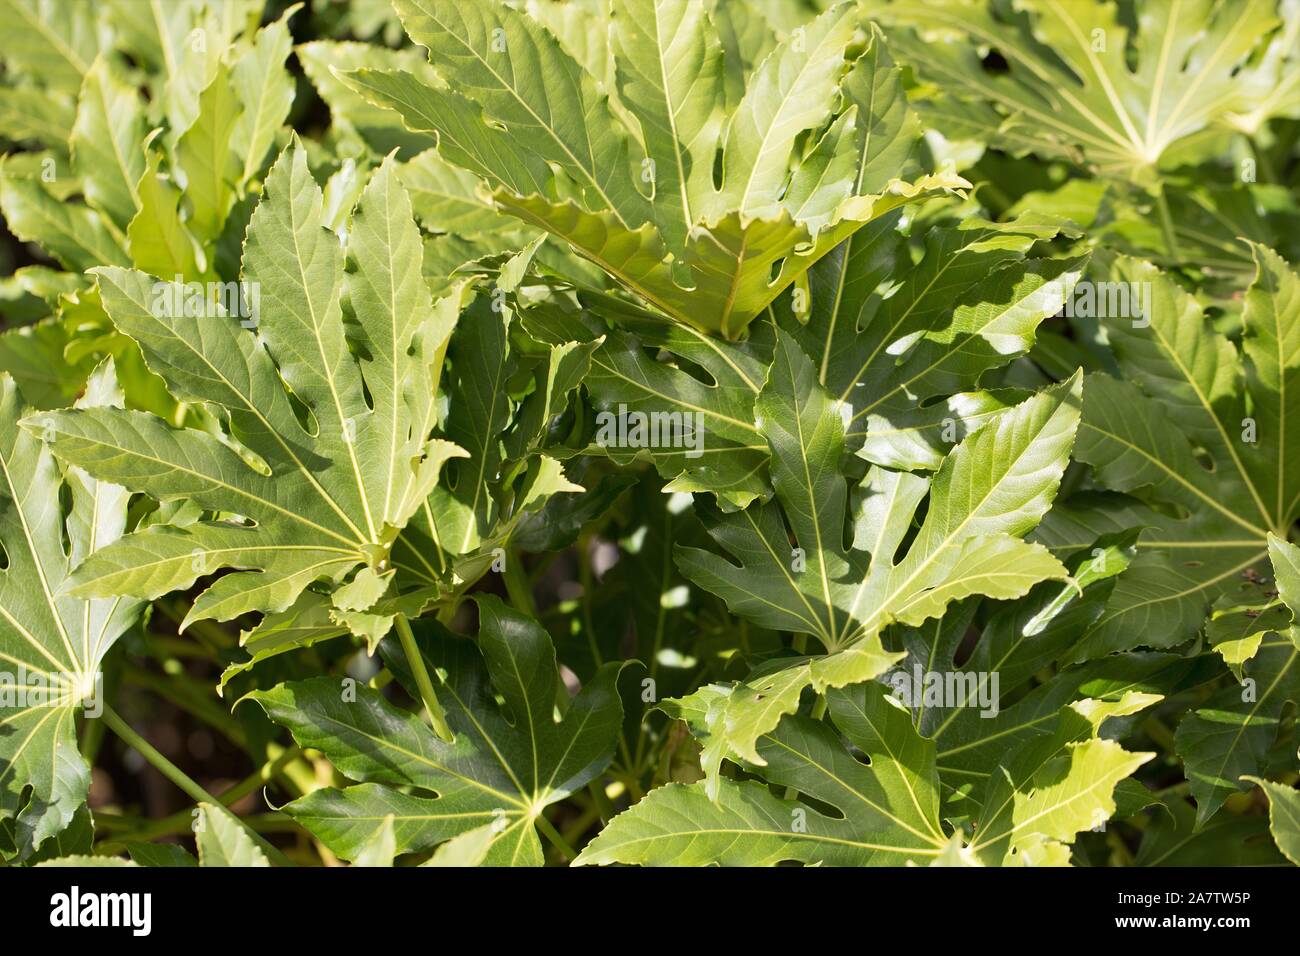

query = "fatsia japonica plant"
[0,0,1297,872]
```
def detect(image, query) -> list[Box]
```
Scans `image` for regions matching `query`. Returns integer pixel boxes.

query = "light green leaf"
[967,692,1157,866]
[177,60,241,243]
[347,0,962,337]
[70,57,145,231]
[230,6,297,185]
[36,855,137,867]
[128,137,200,281]
[26,146,464,646]
[351,814,397,867]
[781,213,1085,461]
[392,0,652,227]
[1245,776,1300,865]
[419,822,496,867]
[609,0,723,250]
[883,0,1288,184]
[0,365,144,860]
[195,802,270,867]
[709,3,859,218]
[671,331,1079,785]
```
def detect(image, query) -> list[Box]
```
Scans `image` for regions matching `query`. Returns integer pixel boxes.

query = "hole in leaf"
[980,49,1010,75]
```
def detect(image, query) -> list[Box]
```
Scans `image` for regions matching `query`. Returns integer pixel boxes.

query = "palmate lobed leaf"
[579,680,1155,867]
[666,327,1082,789]
[1,5,299,413]
[0,364,144,860]
[1041,247,1300,662]
[1171,535,1300,824]
[1033,246,1300,825]
[25,144,467,643]
[782,212,1087,463]
[249,596,623,866]
[578,301,776,510]
[573,210,1085,511]
[343,0,965,338]
[881,0,1298,185]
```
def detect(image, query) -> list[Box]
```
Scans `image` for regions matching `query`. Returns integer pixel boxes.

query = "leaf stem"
[534,811,578,862]
[123,664,247,746]
[810,695,828,721]
[1143,715,1177,753]
[502,549,538,617]
[562,804,602,846]
[80,707,107,764]
[394,614,454,742]
[100,705,292,866]
[99,745,303,843]
[587,781,616,825]
[1154,186,1181,261]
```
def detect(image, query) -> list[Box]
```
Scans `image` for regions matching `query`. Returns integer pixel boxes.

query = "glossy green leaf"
[580,681,1153,866]
[250,596,623,866]
[670,330,1080,787]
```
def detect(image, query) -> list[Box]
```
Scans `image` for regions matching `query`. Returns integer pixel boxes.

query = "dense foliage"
[1,0,1299,868]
